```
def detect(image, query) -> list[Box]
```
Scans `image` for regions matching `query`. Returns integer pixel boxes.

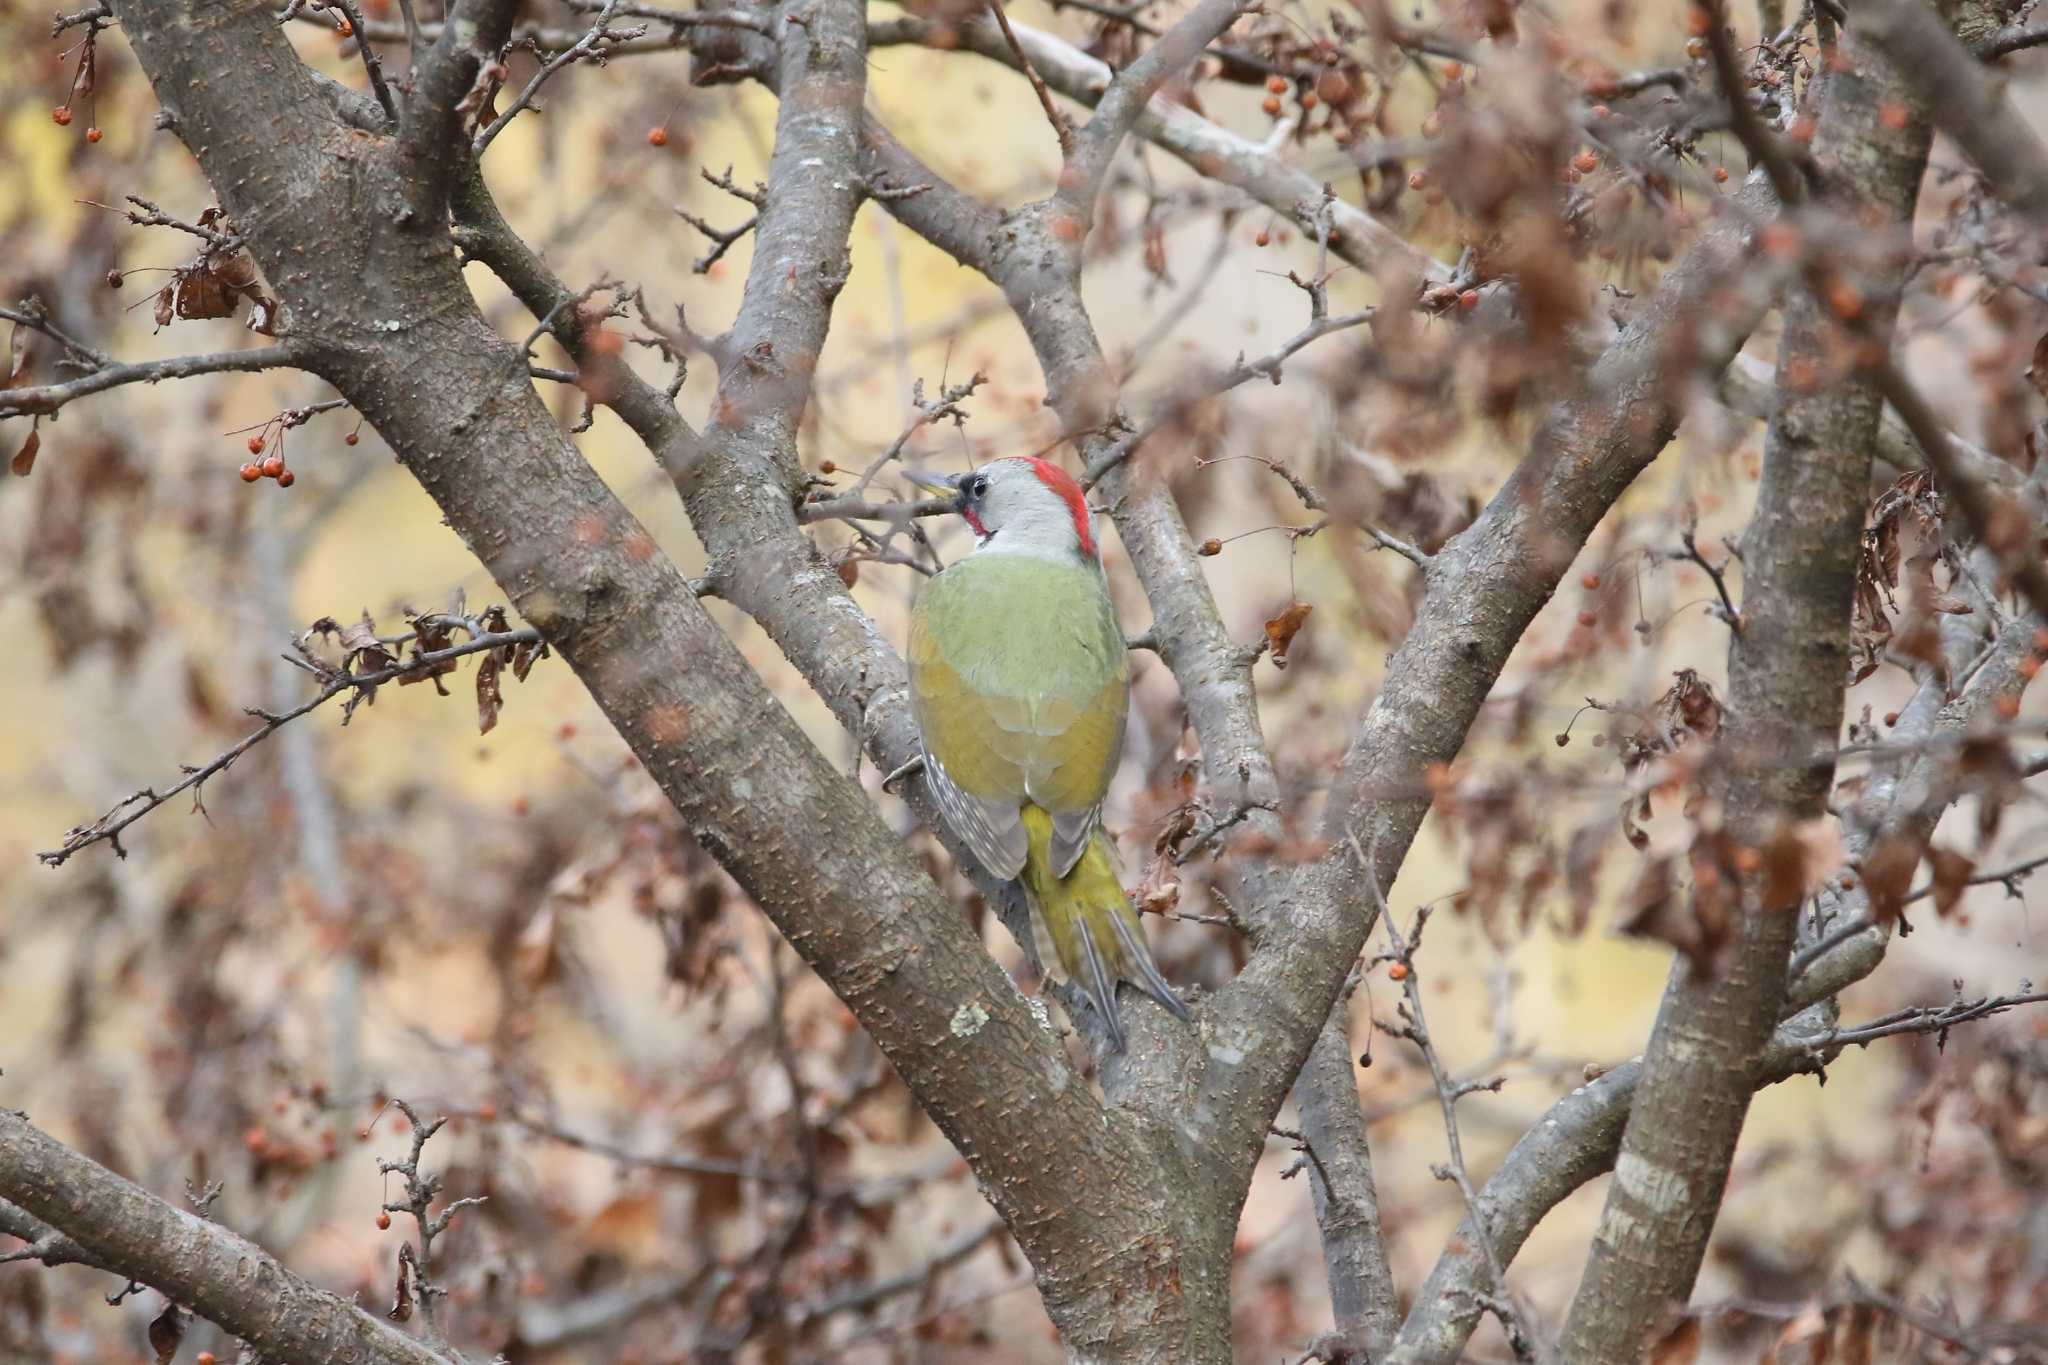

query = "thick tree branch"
[1855,0,2048,218]
[1060,0,1252,218]
[1557,20,1933,1358]
[101,8,1179,1360]
[0,1112,446,1365]
[1206,165,1782,1174]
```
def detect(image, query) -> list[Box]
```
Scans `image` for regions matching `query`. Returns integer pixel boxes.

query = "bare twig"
[474,0,635,155]
[40,625,540,867]
[1082,308,1373,487]
[376,1100,486,1348]
[987,0,1073,154]
[0,341,308,421]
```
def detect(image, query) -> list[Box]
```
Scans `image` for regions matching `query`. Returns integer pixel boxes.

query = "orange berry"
[1267,74,1287,94]
[478,1099,499,1120]
[1789,114,1816,143]
[198,1355,217,1365]
[85,127,102,143]
[1572,150,1599,173]
[1713,165,1729,183]
[1581,573,1600,590]
[1262,95,1283,116]
[105,269,123,289]
[1996,694,2021,719]
[260,454,285,478]
[819,459,837,474]
[647,126,668,147]
[239,463,262,483]
[376,1211,392,1230]
[51,107,72,126]
[247,434,266,454]
[244,1126,268,1153]
[1827,280,1863,320]
[1407,169,1428,191]
[344,431,360,446]
[277,469,296,488]
[1883,711,1899,727]
[1254,228,1270,247]
[334,16,352,35]
[1199,537,1223,556]
[1388,961,1410,981]
[1878,100,1909,131]
[1443,61,1463,81]
[1299,91,1318,109]
[1457,288,1479,310]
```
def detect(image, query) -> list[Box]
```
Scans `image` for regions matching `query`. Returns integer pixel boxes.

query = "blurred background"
[2,0,2045,1358]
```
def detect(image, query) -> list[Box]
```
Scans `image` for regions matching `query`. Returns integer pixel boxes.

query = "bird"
[904,455,1190,1050]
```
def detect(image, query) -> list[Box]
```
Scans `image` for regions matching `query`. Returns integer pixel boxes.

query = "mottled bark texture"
[1557,32,1934,1362]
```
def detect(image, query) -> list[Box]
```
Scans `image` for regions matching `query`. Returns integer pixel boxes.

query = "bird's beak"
[901,467,965,509]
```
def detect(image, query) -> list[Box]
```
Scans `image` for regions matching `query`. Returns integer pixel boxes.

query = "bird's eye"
[968,477,988,498]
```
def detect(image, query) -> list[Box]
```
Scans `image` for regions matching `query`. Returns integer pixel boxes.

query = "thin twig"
[987,0,1073,154]
[40,627,540,866]
[473,0,635,156]
[1082,308,1373,486]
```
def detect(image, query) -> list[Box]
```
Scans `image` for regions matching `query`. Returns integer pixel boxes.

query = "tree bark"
[1557,32,1933,1360]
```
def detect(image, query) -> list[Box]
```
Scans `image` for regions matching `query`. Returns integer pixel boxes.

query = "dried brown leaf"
[476,649,504,734]
[10,428,38,478]
[1264,600,1312,668]
[147,1303,184,1364]
[1927,845,1975,919]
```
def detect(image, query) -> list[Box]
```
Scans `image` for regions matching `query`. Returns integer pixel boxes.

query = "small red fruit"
[239,463,262,483]
[85,127,102,143]
[1388,962,1410,981]
[1581,573,1600,589]
[344,431,360,446]
[52,107,72,126]
[105,269,123,289]
[1572,150,1599,173]
[1457,289,1479,310]
[647,127,669,147]
[1577,610,1598,627]
[1266,74,1287,94]
[277,469,296,488]
[376,1211,392,1230]
[1199,537,1222,556]
[1261,95,1283,116]
[247,434,266,454]
[261,454,285,478]
[1254,228,1270,247]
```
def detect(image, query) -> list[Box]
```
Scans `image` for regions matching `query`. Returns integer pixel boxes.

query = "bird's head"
[908,457,1098,560]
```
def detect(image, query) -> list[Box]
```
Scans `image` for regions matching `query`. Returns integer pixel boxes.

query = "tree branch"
[40,626,539,867]
[0,1111,447,1365]
[1558,16,1933,1356]
[1061,0,1252,218]
[0,341,308,421]
[1855,0,2048,217]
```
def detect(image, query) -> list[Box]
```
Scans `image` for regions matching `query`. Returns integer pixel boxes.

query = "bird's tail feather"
[1018,805,1189,1050]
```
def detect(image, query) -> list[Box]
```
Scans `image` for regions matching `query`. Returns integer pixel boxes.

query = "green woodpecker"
[906,456,1190,1049]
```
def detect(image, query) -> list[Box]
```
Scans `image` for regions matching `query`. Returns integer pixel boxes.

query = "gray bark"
[1557,31,1934,1360]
